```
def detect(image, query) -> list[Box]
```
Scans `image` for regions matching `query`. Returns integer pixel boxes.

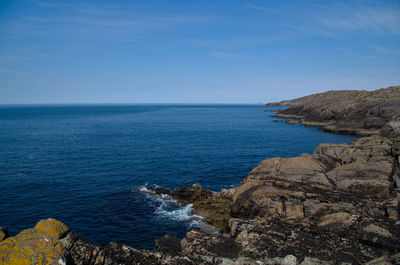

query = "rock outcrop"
[269,86,400,138]
[229,135,400,263]
[0,218,69,265]
[0,218,303,265]
[149,184,233,231]
[145,135,400,263]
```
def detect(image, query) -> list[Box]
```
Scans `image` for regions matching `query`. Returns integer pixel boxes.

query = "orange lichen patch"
[0,228,67,265]
[34,218,69,239]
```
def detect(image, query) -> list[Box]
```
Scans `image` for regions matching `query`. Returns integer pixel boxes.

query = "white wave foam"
[137,184,217,232]
[139,186,151,193]
[138,182,151,192]
[157,203,201,221]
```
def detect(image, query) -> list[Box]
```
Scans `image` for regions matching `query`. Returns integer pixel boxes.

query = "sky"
[0,0,399,104]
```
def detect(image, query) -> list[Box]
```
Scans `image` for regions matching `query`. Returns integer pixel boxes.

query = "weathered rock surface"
[0,218,69,265]
[144,133,400,264]
[230,135,400,263]
[0,219,310,265]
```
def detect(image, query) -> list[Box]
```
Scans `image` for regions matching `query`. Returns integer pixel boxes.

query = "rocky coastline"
[1,86,399,265]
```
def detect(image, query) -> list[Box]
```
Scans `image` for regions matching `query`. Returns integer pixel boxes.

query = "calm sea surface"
[0,105,357,249]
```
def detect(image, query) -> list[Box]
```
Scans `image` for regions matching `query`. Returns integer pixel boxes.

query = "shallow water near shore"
[0,104,357,249]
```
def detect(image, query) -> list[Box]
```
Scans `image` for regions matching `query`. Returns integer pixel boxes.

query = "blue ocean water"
[0,105,357,249]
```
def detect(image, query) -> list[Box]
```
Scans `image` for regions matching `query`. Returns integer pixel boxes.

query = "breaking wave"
[138,185,201,225]
[137,184,216,232]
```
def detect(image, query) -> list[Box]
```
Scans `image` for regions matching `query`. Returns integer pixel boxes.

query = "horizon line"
[0,102,270,106]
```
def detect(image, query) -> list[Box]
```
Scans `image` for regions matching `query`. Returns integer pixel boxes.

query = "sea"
[0,104,357,249]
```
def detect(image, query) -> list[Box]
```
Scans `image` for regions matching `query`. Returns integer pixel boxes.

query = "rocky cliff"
[1,87,400,265]
[268,86,400,138]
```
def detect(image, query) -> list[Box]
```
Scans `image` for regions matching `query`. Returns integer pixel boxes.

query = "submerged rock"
[0,227,8,242]
[149,183,212,205]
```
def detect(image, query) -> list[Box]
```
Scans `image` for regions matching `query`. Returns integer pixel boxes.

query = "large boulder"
[314,136,393,164]
[326,160,394,199]
[231,155,337,219]
[0,218,69,265]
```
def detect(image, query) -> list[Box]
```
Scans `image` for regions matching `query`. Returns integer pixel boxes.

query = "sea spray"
[138,185,204,229]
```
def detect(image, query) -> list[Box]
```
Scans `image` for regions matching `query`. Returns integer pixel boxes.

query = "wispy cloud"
[0,47,49,62]
[33,1,121,9]
[245,4,276,12]
[372,45,400,55]
[319,8,400,34]
[24,13,208,29]
[0,55,20,61]
[246,2,400,38]
[210,50,236,59]
[0,2,213,41]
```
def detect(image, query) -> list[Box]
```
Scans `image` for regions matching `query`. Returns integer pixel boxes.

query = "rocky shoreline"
[1,86,399,264]
[268,86,400,138]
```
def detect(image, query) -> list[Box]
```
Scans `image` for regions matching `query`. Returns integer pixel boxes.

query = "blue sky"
[0,0,399,103]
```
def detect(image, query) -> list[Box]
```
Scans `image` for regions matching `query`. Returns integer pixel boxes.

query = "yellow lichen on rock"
[0,220,68,265]
[34,218,69,239]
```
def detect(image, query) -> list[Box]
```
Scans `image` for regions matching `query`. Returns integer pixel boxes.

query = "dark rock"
[284,119,300,124]
[360,224,400,250]
[148,187,172,196]
[102,242,163,265]
[181,230,241,259]
[363,117,387,129]
[148,184,232,231]
[155,233,182,256]
[365,252,400,265]
[69,234,100,265]
[0,227,8,242]
[169,183,213,205]
[193,197,231,231]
